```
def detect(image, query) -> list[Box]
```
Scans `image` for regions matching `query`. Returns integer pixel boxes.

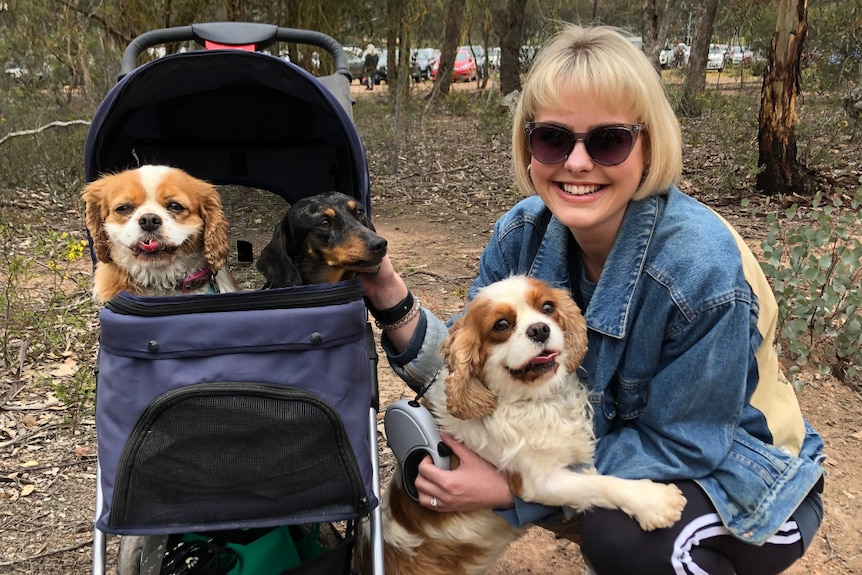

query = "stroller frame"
[86,22,384,575]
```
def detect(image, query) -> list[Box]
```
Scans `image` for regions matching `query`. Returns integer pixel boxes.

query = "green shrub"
[760,186,862,385]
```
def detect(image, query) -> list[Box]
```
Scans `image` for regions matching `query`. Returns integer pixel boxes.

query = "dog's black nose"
[138,213,162,232]
[369,236,388,253]
[526,322,551,343]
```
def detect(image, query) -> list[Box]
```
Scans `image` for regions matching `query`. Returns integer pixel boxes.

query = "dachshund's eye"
[317,217,332,230]
[355,208,367,221]
[115,204,133,216]
[541,301,555,315]
[166,201,185,213]
[493,319,511,332]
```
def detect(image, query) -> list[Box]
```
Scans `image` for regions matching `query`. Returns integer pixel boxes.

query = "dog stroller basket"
[85,23,384,575]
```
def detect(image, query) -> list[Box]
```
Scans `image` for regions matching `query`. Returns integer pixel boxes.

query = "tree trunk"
[499,0,527,95]
[431,0,465,97]
[677,0,718,117]
[226,0,243,21]
[642,0,658,58]
[756,0,815,195]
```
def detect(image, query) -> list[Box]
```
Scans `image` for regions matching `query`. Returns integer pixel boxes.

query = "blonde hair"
[512,24,682,200]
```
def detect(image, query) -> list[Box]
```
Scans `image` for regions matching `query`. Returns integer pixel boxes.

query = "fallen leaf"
[50,357,78,378]
[20,460,39,468]
[74,445,96,458]
[20,485,36,497]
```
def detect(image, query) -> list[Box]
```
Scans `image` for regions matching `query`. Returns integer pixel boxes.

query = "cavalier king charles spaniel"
[360,276,687,575]
[82,165,237,303]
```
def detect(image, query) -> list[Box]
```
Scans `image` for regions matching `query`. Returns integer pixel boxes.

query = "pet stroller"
[85,23,384,575]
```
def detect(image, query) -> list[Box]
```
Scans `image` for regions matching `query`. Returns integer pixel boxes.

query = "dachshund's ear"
[200,182,230,271]
[256,219,303,288]
[441,313,497,420]
[82,179,113,264]
[554,288,588,374]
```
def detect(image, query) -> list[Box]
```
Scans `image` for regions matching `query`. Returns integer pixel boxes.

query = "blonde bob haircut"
[512,24,682,201]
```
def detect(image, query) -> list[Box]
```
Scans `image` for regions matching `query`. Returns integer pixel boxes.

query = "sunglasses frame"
[524,122,644,166]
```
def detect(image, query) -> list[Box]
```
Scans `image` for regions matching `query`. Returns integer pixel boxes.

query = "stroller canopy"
[84,48,370,210]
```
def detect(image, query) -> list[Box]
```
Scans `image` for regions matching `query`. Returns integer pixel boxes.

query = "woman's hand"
[415,432,515,512]
[359,256,419,353]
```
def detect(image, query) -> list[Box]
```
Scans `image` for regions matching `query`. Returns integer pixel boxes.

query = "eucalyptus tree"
[757,0,815,195]
[676,0,718,117]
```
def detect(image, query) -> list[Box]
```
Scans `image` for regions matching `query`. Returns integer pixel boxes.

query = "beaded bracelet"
[375,296,421,331]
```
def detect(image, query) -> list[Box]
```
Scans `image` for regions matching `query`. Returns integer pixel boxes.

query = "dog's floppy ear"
[441,312,497,420]
[199,181,231,272]
[256,216,303,288]
[81,179,113,264]
[554,288,589,373]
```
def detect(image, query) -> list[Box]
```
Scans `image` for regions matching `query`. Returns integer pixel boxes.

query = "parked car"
[659,43,676,68]
[411,48,438,81]
[374,49,421,84]
[458,45,486,76]
[729,45,753,66]
[430,48,478,82]
[707,44,725,71]
[343,46,365,82]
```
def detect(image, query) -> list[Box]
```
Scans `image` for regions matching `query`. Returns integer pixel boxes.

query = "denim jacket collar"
[537,194,659,339]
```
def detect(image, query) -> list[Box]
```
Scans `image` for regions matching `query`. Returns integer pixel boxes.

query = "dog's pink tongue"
[531,351,559,365]
[138,239,162,252]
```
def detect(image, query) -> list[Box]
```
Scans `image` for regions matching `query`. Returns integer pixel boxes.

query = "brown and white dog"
[82,165,237,303]
[362,276,687,575]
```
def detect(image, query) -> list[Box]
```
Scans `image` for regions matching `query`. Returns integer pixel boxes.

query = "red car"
[430,48,478,82]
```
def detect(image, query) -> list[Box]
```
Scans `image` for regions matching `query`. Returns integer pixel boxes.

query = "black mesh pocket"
[108,382,367,531]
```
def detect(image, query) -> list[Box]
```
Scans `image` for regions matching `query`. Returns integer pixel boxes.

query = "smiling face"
[441,276,588,420]
[82,165,230,301]
[528,89,645,248]
[85,166,221,269]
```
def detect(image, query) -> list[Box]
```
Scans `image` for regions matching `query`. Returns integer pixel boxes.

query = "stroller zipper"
[105,282,366,316]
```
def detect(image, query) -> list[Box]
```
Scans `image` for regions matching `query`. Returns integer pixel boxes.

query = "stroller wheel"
[118,535,169,575]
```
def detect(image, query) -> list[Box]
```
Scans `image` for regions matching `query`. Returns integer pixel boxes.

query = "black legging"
[577,480,818,575]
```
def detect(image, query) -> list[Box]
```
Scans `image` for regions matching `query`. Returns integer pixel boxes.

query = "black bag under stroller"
[85,23,384,575]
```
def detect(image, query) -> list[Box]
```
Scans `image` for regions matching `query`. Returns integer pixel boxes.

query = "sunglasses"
[524,122,644,166]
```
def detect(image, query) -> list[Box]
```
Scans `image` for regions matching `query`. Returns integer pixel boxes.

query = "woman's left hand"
[414,432,515,512]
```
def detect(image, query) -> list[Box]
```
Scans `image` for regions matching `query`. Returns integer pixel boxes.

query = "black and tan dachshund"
[256,191,388,288]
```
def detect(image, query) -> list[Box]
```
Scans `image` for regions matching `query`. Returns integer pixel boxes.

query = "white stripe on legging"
[671,513,801,575]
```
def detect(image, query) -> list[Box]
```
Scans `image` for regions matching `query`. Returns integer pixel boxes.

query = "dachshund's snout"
[368,236,388,254]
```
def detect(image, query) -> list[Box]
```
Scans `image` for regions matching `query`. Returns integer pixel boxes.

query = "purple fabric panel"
[95,294,376,529]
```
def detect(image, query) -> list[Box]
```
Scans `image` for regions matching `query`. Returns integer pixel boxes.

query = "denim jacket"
[386,186,825,545]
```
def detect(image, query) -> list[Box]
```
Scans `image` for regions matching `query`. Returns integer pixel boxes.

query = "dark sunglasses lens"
[586,127,635,165]
[530,126,574,164]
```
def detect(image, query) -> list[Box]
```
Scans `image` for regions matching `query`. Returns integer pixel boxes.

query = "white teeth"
[562,183,601,195]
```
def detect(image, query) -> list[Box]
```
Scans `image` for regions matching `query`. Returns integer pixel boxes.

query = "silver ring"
[430,496,438,508]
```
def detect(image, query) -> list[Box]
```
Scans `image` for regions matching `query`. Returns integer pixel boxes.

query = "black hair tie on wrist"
[365,291,415,325]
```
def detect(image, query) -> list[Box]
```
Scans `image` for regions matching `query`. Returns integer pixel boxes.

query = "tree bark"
[431,0,465,97]
[499,0,527,95]
[677,0,718,117]
[756,0,815,195]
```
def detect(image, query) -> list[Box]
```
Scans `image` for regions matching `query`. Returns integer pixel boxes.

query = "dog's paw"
[630,481,687,531]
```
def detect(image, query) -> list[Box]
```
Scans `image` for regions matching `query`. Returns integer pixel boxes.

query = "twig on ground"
[0,120,91,147]
[403,269,473,281]
[0,538,93,566]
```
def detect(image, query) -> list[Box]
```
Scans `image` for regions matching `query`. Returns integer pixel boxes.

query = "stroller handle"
[120,22,350,81]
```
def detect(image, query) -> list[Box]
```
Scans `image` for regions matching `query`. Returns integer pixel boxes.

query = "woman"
[361,24,824,574]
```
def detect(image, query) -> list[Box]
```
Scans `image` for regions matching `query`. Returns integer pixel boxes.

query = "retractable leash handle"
[384,399,451,501]
[119,22,350,82]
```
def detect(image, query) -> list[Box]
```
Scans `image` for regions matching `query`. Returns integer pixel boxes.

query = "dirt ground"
[1,80,861,574]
